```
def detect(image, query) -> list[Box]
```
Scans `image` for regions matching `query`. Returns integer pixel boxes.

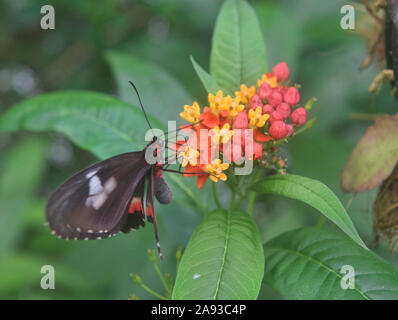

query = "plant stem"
[348,113,382,121]
[138,283,168,300]
[247,191,256,216]
[212,182,222,209]
[152,261,172,297]
[229,189,236,211]
[316,216,327,229]
[246,169,262,215]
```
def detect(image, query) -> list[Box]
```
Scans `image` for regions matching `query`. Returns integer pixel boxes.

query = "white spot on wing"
[104,176,117,193]
[85,169,98,179]
[85,176,118,210]
[89,175,103,195]
[193,273,200,279]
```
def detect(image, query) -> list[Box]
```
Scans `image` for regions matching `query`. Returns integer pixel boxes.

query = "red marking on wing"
[128,197,142,214]
[146,204,154,219]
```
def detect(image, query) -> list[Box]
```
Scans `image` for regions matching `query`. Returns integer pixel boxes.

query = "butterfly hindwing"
[46,151,151,240]
[146,167,162,257]
[121,178,146,232]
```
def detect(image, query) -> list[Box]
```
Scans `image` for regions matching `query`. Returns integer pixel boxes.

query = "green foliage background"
[1,0,398,299]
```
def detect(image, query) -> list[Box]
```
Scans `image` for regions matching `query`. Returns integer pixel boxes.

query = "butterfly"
[46,82,187,258]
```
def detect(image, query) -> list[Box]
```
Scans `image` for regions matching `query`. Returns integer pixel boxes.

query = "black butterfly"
[46,82,180,258]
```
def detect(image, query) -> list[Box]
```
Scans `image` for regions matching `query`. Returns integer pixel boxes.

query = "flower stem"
[139,283,168,300]
[316,216,327,229]
[247,191,256,216]
[348,113,382,121]
[212,182,222,209]
[152,260,172,297]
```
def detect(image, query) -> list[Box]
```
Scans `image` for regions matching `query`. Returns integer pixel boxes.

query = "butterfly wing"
[145,167,163,257]
[121,178,146,233]
[46,151,151,240]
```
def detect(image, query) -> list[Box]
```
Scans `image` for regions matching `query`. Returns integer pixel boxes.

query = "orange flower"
[258,72,278,88]
[248,107,270,128]
[208,90,225,113]
[235,84,256,105]
[183,164,208,189]
[211,123,233,144]
[180,102,200,123]
[205,159,229,183]
[254,128,272,142]
[200,107,219,128]
[178,145,200,167]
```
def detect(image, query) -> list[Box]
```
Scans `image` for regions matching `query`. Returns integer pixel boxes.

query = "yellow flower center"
[180,102,200,123]
[257,74,278,88]
[248,106,269,128]
[212,123,234,144]
[208,90,225,113]
[205,159,229,183]
[178,146,200,167]
[234,84,256,105]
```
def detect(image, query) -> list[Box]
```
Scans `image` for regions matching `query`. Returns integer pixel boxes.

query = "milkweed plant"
[2,0,398,301]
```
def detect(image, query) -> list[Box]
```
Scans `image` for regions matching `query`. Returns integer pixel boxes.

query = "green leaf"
[106,51,193,126]
[251,174,366,249]
[172,209,264,300]
[341,114,398,193]
[0,91,208,214]
[210,0,267,94]
[0,91,157,155]
[0,253,89,296]
[263,227,398,300]
[0,137,47,258]
[190,56,223,94]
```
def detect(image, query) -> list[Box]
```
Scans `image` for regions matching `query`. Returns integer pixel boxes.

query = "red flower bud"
[262,104,274,114]
[249,94,262,109]
[268,110,283,124]
[233,111,249,129]
[269,121,288,140]
[268,90,283,106]
[286,124,294,136]
[277,159,286,168]
[258,82,272,100]
[275,103,291,120]
[272,62,290,82]
[284,87,300,106]
[291,107,306,126]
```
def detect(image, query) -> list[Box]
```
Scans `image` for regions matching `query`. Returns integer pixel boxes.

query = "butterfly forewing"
[46,151,151,240]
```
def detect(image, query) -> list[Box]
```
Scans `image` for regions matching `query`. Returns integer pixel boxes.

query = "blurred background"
[0,0,397,299]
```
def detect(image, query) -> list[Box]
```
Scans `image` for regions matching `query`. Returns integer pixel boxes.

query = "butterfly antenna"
[129,81,153,130]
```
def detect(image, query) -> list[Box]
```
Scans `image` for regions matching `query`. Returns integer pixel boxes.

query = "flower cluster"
[176,62,309,189]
